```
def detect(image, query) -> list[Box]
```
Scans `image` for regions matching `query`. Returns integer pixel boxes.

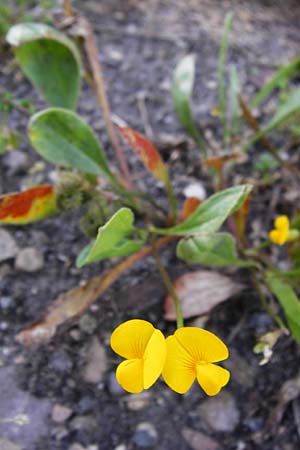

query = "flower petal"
[174,327,229,363]
[110,319,154,359]
[116,359,143,393]
[269,229,288,245]
[196,362,230,396]
[162,335,195,394]
[143,329,166,389]
[275,215,289,232]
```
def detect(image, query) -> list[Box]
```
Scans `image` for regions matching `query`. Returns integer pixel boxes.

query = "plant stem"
[239,95,298,176]
[165,177,177,225]
[252,273,287,332]
[150,234,184,328]
[82,18,134,190]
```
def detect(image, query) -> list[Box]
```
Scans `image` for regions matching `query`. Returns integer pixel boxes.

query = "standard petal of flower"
[174,327,229,363]
[162,335,195,394]
[110,319,154,359]
[275,215,289,232]
[116,359,144,393]
[143,329,166,389]
[269,229,287,245]
[196,362,230,396]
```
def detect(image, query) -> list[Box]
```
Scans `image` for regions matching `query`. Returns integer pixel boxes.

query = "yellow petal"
[275,215,289,232]
[174,327,229,363]
[110,319,154,359]
[269,229,288,245]
[162,335,196,394]
[143,329,166,389]
[116,359,143,393]
[196,362,230,396]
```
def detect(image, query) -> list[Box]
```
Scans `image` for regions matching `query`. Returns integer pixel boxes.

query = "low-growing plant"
[1,3,300,394]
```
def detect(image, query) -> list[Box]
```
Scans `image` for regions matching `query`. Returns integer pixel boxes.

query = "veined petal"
[196,362,230,396]
[110,319,154,359]
[143,329,166,389]
[269,229,288,245]
[174,327,229,363]
[162,335,195,394]
[275,215,289,232]
[116,359,143,393]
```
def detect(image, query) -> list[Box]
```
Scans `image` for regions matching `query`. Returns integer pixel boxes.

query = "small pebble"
[108,372,125,396]
[79,314,98,334]
[132,422,158,448]
[198,392,240,433]
[82,337,107,384]
[52,404,73,423]
[49,350,73,373]
[15,247,44,272]
[0,230,19,262]
[0,438,22,450]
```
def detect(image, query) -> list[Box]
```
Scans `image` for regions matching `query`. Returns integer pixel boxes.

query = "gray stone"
[224,349,256,389]
[107,372,125,396]
[51,404,73,423]
[132,422,158,448]
[15,247,44,272]
[0,438,22,450]
[124,392,151,411]
[0,296,14,309]
[0,366,51,449]
[49,350,73,373]
[82,337,107,384]
[68,444,86,450]
[0,230,19,262]
[198,392,240,433]
[79,314,98,334]
[70,415,97,432]
[3,150,29,174]
[182,427,221,450]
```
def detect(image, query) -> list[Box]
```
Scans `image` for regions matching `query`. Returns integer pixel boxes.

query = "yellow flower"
[269,215,289,245]
[162,327,230,396]
[110,319,166,393]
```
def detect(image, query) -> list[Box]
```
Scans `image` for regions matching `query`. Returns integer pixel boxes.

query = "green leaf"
[177,232,252,267]
[6,23,81,109]
[251,58,300,108]
[29,108,114,180]
[172,54,207,156]
[246,89,300,148]
[76,208,143,267]
[152,184,251,236]
[228,65,241,136]
[217,12,234,119]
[266,272,300,342]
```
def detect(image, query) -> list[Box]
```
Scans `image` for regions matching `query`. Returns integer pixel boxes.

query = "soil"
[1,1,300,450]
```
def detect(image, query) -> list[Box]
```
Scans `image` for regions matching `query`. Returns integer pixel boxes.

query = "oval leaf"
[76,207,140,267]
[173,54,207,155]
[29,108,114,179]
[6,23,81,109]
[0,185,56,224]
[246,89,300,149]
[266,272,300,342]
[177,232,251,267]
[153,184,252,236]
[164,270,244,320]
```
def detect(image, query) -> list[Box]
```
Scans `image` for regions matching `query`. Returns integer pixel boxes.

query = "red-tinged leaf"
[117,124,169,183]
[204,152,245,171]
[164,270,244,320]
[180,197,202,222]
[0,185,56,224]
[233,195,251,243]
